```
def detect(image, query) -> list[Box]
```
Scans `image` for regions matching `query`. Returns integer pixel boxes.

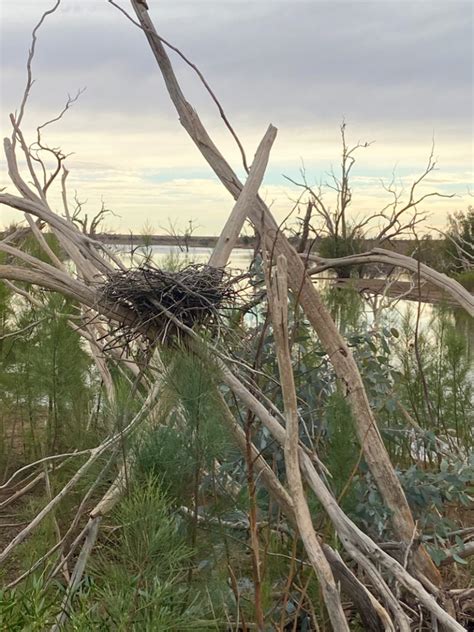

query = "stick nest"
[100,263,238,347]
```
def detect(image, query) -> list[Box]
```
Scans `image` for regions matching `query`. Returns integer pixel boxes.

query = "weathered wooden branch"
[209,124,277,268]
[267,254,350,631]
[306,248,474,316]
[128,0,439,584]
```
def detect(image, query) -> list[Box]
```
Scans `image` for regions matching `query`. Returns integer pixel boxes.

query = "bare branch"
[13,0,62,137]
[267,254,350,631]
[209,124,277,268]
[107,0,250,172]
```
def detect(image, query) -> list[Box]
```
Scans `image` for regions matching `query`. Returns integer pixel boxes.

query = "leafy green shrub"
[317,230,365,278]
[401,457,473,565]
[0,577,61,631]
[443,206,474,274]
[454,269,474,291]
[71,478,215,630]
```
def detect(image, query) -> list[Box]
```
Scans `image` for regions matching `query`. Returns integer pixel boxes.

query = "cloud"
[0,1,472,233]
[1,1,471,125]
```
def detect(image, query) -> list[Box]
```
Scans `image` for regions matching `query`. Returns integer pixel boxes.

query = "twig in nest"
[99,263,240,348]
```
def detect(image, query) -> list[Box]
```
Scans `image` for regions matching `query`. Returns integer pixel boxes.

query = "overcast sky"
[0,0,472,233]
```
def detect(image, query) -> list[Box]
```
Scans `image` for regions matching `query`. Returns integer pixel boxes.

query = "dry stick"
[128,1,439,585]
[43,464,70,583]
[209,124,277,269]
[10,116,47,203]
[84,330,116,404]
[321,545,394,632]
[23,213,66,271]
[0,383,159,566]
[0,317,46,341]
[306,248,474,317]
[266,254,350,632]
[1,451,90,491]
[1,471,57,511]
[13,0,61,140]
[243,414,265,631]
[5,521,90,591]
[278,539,298,631]
[217,393,389,631]
[4,132,43,203]
[291,572,316,632]
[227,562,248,631]
[80,307,117,405]
[216,361,463,630]
[51,516,102,632]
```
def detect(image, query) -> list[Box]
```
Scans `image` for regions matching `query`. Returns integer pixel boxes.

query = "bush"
[454,270,474,291]
[317,231,365,278]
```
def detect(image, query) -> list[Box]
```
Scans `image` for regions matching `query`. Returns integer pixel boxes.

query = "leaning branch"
[306,248,474,317]
[267,254,350,631]
[209,124,277,268]
[128,0,439,584]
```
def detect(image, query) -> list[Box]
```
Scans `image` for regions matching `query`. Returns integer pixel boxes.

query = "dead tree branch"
[127,0,440,585]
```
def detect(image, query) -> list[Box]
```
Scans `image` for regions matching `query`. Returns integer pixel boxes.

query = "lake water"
[107,242,473,367]
[114,243,253,271]
[110,243,451,333]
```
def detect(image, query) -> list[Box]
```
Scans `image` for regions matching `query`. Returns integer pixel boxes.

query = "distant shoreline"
[93,233,443,255]
[95,233,254,249]
[0,229,444,254]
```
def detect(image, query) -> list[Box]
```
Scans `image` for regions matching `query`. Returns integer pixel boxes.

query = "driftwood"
[307,248,474,316]
[128,0,440,585]
[267,254,350,631]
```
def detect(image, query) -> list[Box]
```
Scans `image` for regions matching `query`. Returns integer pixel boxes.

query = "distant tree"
[286,123,453,277]
[444,206,474,274]
[162,218,200,253]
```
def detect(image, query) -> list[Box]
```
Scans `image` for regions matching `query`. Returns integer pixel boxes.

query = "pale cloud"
[0,1,472,233]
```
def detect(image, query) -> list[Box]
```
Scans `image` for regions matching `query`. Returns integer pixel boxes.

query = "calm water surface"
[111,243,472,347]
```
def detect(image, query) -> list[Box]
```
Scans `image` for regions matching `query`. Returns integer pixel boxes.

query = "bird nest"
[99,263,239,348]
